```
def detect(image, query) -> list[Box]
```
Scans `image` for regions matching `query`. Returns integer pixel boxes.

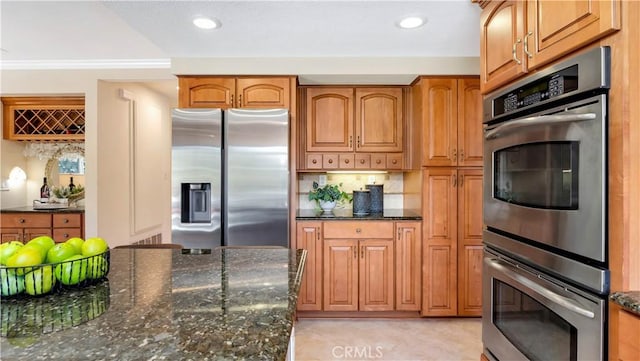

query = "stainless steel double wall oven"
[482,47,611,361]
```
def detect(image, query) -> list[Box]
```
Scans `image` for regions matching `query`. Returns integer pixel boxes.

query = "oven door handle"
[487,258,596,319]
[485,113,597,139]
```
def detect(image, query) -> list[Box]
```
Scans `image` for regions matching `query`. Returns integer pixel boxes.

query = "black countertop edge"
[296,208,422,220]
[610,291,640,316]
[1,206,85,213]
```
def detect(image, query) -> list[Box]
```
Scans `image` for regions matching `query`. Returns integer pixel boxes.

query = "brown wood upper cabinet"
[416,78,482,167]
[480,0,621,94]
[302,86,405,170]
[2,97,85,141]
[178,76,292,109]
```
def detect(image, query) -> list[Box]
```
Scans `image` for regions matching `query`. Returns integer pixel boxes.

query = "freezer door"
[171,108,222,249]
[224,108,289,247]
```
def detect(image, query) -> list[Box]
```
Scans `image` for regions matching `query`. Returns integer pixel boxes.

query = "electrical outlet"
[367,175,376,184]
[318,175,327,186]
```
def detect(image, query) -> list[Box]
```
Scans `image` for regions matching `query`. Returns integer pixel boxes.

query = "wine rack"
[2,96,85,141]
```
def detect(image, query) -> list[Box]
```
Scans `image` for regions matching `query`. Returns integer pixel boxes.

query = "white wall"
[1,68,174,245]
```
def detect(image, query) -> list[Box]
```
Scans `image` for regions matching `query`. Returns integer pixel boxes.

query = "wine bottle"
[68,177,76,192]
[40,177,50,202]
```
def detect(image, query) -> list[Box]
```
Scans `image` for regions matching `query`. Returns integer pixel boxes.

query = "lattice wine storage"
[2,96,85,141]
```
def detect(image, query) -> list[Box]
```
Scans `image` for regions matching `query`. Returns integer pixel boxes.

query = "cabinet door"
[1,229,23,243]
[457,79,483,167]
[421,79,458,167]
[526,0,621,70]
[296,222,323,311]
[480,0,527,94]
[422,168,458,316]
[359,239,394,311]
[178,77,235,108]
[323,239,359,311]
[355,88,403,152]
[236,78,290,109]
[23,228,53,241]
[457,169,484,316]
[395,222,422,311]
[306,88,354,152]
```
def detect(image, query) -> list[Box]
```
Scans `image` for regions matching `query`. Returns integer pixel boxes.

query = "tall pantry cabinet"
[412,77,484,316]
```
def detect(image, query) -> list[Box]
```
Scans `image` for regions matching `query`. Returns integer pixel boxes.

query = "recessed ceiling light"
[398,16,425,29]
[193,17,220,30]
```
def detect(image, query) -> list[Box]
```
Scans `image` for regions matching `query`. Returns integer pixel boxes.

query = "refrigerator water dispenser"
[181,183,211,223]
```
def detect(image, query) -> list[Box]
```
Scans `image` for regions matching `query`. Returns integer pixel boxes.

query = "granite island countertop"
[1,248,306,361]
[1,205,85,213]
[610,291,640,316]
[296,208,421,220]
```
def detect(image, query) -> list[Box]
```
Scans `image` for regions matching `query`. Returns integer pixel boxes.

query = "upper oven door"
[483,94,606,263]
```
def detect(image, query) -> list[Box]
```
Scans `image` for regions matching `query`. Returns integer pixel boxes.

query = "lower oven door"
[482,248,605,361]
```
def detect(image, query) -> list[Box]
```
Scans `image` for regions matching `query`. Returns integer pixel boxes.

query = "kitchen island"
[1,247,306,360]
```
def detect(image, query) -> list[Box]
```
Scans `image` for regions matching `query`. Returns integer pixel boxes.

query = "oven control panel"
[493,64,578,116]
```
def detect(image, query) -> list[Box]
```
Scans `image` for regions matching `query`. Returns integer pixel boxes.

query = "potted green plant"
[308,181,352,212]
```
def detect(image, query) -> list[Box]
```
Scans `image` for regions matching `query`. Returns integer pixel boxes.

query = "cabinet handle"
[19,218,25,224]
[524,31,533,59]
[230,94,234,106]
[453,149,457,161]
[357,136,361,148]
[512,39,522,65]
[328,159,333,164]
[349,136,353,148]
[460,149,464,160]
[317,228,320,240]
[238,94,242,107]
[354,247,357,258]
[398,230,401,240]
[452,174,457,187]
[459,175,464,187]
[356,228,361,233]
[360,246,364,258]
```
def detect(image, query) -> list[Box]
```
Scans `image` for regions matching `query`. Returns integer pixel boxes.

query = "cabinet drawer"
[53,228,83,242]
[386,153,403,169]
[323,154,339,169]
[324,221,393,239]
[371,154,386,169]
[53,213,82,228]
[1,213,51,228]
[306,154,323,169]
[355,154,370,169]
[339,154,355,168]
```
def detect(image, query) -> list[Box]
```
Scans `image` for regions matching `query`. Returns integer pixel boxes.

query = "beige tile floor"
[294,318,482,361]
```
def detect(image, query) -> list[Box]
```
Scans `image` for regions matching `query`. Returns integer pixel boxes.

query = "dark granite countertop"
[1,248,307,361]
[1,206,84,213]
[610,291,640,316]
[296,208,422,220]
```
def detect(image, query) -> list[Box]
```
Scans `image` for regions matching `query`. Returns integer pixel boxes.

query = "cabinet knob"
[63,233,69,238]
[19,218,25,224]
[312,159,318,164]
[328,159,333,164]
[359,159,365,164]
[356,228,361,233]
[64,218,69,223]
[376,159,382,164]
[391,159,397,164]
[344,159,350,164]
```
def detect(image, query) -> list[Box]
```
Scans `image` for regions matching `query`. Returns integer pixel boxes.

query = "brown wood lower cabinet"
[296,220,421,313]
[610,301,640,361]
[422,168,483,316]
[0,212,84,243]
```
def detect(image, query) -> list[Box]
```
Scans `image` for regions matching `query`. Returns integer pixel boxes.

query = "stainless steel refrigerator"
[171,108,289,249]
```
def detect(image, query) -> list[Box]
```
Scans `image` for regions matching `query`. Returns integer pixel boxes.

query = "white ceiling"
[0,0,482,95]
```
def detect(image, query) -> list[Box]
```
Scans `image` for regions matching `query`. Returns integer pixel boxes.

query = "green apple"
[81,237,108,257]
[6,247,43,275]
[24,266,56,296]
[0,268,25,296]
[46,243,77,264]
[64,237,84,254]
[0,241,23,265]
[26,236,55,258]
[54,255,88,285]
[87,255,109,279]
